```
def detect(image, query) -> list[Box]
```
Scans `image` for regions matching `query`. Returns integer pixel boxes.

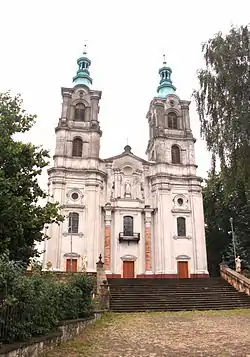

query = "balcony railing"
[119,232,140,243]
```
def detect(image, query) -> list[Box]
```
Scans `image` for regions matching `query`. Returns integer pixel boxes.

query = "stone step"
[111,296,250,304]
[112,305,249,313]
[110,300,250,307]
[110,290,243,297]
[108,277,250,312]
[108,278,224,284]
[110,287,239,293]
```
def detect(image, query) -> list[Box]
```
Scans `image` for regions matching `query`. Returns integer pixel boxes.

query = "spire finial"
[163,54,166,65]
[83,42,87,55]
[156,55,176,98]
[72,44,92,87]
[126,137,128,145]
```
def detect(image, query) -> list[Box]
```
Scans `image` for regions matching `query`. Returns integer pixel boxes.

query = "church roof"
[103,145,150,165]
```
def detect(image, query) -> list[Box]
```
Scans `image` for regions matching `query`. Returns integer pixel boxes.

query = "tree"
[202,172,231,276]
[194,25,250,272]
[0,92,63,265]
[194,25,250,179]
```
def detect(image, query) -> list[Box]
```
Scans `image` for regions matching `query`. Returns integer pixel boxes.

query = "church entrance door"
[123,261,134,278]
[177,261,189,278]
[66,258,77,272]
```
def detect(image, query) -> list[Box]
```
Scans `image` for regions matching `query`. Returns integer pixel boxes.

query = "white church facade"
[43,50,209,278]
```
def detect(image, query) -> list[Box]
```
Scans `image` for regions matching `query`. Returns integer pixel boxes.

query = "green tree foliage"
[0,256,94,343]
[194,25,250,273]
[203,172,250,275]
[0,92,63,265]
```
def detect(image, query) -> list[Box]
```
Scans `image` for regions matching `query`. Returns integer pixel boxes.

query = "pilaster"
[104,205,112,273]
[144,208,153,274]
[61,91,71,123]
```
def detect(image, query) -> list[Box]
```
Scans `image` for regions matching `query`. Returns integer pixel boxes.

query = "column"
[104,208,112,273]
[85,181,99,271]
[90,95,99,122]
[144,209,153,274]
[192,191,209,276]
[61,92,71,122]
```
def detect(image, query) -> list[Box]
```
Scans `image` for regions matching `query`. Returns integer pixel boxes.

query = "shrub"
[0,257,94,344]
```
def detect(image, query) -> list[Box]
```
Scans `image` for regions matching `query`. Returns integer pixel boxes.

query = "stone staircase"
[108,277,250,312]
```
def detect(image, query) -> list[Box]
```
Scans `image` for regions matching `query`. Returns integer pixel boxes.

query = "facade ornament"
[81,255,88,271]
[141,182,145,199]
[111,181,115,199]
[124,182,131,197]
[96,254,104,268]
[235,256,242,273]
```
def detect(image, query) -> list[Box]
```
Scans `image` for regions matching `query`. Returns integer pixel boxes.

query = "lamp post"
[43,225,49,270]
[229,217,237,265]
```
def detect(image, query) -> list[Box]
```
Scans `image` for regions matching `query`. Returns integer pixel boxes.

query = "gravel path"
[47,309,250,357]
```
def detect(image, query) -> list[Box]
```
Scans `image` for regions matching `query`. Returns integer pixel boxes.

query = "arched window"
[177,217,186,237]
[72,138,83,157]
[168,112,178,129]
[151,150,155,161]
[68,212,79,233]
[123,216,133,236]
[74,103,85,121]
[171,145,181,164]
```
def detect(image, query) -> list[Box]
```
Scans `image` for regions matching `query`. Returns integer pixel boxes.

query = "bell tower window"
[74,103,85,121]
[72,138,83,157]
[171,145,181,164]
[168,112,178,129]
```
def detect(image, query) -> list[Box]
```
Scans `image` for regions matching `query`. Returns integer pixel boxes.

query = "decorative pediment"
[176,255,191,260]
[120,254,137,261]
[64,252,80,258]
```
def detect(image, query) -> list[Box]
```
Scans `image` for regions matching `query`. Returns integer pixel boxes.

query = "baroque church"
[43,49,209,278]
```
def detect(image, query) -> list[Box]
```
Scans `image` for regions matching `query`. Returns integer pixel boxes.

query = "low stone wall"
[0,312,103,357]
[220,264,250,296]
[25,271,96,282]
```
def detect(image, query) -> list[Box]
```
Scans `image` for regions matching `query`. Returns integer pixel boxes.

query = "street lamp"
[42,225,49,270]
[229,217,237,265]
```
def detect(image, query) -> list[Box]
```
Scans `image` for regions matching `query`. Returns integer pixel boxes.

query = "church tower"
[44,48,105,272]
[145,57,208,277]
[54,47,102,163]
[146,56,194,164]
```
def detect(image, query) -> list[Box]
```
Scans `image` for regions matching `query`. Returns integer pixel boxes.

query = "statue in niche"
[118,174,123,198]
[124,182,131,198]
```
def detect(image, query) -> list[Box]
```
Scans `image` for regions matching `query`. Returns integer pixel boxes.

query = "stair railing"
[220,263,250,296]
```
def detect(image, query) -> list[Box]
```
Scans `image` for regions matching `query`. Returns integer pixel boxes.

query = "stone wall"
[0,312,102,357]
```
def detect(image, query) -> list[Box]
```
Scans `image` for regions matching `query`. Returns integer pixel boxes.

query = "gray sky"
[1,0,249,191]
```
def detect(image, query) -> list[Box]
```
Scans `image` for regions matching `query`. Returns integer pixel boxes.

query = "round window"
[177,198,184,206]
[71,192,79,200]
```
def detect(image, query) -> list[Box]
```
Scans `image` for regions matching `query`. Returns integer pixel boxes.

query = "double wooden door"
[177,261,189,278]
[66,258,77,272]
[123,261,134,278]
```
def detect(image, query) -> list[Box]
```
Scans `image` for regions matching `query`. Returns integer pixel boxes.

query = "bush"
[0,257,94,344]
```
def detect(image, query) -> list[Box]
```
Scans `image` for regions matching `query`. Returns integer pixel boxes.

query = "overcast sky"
[1,0,249,191]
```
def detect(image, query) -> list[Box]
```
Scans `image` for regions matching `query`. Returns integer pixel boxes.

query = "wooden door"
[178,261,189,278]
[123,261,134,278]
[66,259,77,272]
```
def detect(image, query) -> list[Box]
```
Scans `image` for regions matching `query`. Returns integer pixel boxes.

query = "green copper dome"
[73,46,92,87]
[157,55,176,98]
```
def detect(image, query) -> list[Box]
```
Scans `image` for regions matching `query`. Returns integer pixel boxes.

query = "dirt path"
[47,309,250,357]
